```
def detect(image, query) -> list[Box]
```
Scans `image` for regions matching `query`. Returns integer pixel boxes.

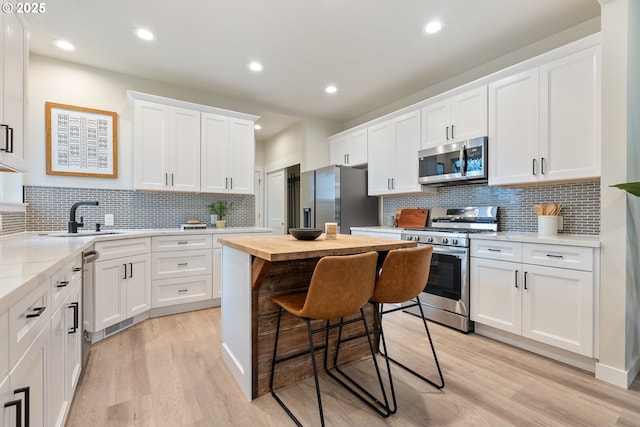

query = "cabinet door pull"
[541,157,546,174]
[178,288,188,293]
[177,262,188,267]
[487,248,501,252]
[56,280,70,288]
[391,178,395,189]
[514,270,519,288]
[25,306,45,318]
[346,153,350,164]
[532,159,537,175]
[546,254,564,259]
[4,399,22,427]
[177,241,188,245]
[445,126,449,140]
[524,271,528,290]
[387,178,391,190]
[14,387,30,427]
[129,262,133,279]
[165,173,168,186]
[1,124,9,152]
[451,124,455,140]
[8,127,13,153]
[68,302,79,334]
[73,267,82,272]
[343,154,347,164]
[123,264,128,280]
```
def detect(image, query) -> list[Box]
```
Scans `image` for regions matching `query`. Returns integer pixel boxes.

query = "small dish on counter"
[289,228,323,241]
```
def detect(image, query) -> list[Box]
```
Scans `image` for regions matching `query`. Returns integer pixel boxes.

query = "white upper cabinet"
[421,86,487,149]
[368,109,422,196]
[489,45,601,186]
[0,6,28,172]
[201,113,255,194]
[538,46,601,182]
[133,101,201,192]
[329,128,367,167]
[130,91,258,195]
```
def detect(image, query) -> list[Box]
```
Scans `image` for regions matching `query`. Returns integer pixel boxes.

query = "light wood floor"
[67,308,640,426]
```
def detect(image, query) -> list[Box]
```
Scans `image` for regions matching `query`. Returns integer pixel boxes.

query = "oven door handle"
[427,245,468,257]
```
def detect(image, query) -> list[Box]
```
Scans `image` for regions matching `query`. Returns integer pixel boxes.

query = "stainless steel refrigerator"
[300,165,379,233]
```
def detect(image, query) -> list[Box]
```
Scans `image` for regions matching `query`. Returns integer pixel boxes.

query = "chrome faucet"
[68,201,99,233]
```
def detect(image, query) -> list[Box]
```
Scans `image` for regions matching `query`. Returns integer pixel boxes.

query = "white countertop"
[350,226,403,232]
[468,232,601,248]
[0,227,273,312]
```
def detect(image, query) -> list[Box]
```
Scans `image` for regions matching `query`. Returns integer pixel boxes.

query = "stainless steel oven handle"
[420,243,468,258]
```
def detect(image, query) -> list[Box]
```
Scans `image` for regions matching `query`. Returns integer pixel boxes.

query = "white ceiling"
[25,0,600,141]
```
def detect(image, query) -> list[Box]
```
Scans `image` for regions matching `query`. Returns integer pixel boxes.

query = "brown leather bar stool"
[269,251,391,426]
[332,245,444,414]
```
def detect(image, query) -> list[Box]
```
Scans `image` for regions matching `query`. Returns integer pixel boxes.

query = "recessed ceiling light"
[424,21,443,34]
[53,39,75,51]
[325,85,338,94]
[254,124,262,130]
[424,21,442,34]
[135,28,155,41]
[248,62,263,72]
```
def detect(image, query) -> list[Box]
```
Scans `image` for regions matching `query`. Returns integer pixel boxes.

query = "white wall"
[345,18,601,129]
[596,0,640,388]
[26,55,288,190]
[262,123,302,174]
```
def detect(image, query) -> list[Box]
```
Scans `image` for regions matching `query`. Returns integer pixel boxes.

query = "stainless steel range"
[401,206,498,332]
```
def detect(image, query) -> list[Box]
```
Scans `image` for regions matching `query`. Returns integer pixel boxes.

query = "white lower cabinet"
[49,281,82,427]
[151,235,213,307]
[93,238,151,331]
[470,240,596,357]
[212,247,221,299]
[4,323,49,427]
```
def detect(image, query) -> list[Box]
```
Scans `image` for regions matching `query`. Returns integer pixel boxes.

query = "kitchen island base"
[219,234,416,400]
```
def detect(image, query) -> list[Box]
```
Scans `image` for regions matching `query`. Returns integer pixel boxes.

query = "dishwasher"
[81,249,99,367]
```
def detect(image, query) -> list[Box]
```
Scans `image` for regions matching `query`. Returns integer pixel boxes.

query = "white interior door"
[254,168,264,227]
[266,169,286,234]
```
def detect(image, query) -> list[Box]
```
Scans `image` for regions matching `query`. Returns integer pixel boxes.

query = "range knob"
[412,235,420,241]
[441,237,449,244]
[450,238,458,245]
[426,236,434,243]
[405,235,413,241]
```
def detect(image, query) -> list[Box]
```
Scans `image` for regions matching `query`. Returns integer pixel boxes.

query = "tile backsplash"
[24,186,255,231]
[7,181,600,235]
[383,181,600,235]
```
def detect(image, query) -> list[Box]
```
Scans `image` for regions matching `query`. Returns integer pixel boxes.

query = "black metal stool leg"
[325,308,392,417]
[270,307,304,426]
[378,297,445,390]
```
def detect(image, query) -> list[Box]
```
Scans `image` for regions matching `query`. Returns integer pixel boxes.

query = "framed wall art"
[46,102,118,178]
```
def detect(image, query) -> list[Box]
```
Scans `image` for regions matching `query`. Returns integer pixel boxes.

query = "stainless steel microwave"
[418,137,488,186]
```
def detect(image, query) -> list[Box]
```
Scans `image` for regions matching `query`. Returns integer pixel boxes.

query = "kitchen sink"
[45,231,124,237]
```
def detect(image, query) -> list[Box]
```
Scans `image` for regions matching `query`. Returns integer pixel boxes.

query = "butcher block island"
[217,233,416,400]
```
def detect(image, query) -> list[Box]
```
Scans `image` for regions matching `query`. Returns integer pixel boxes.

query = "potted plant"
[208,200,232,228]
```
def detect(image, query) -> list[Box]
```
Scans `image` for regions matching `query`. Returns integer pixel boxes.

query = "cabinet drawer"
[471,240,522,262]
[9,279,49,367]
[0,310,8,380]
[95,237,151,261]
[152,275,213,308]
[523,243,593,271]
[152,249,212,280]
[152,234,213,251]
[51,256,82,311]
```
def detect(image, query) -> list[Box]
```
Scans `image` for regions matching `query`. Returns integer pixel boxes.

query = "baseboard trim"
[474,324,596,373]
[596,353,640,389]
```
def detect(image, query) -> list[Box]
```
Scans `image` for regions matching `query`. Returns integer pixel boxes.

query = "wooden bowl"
[289,228,323,241]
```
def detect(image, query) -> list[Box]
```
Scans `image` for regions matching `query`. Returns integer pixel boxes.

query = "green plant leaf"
[611,182,640,197]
